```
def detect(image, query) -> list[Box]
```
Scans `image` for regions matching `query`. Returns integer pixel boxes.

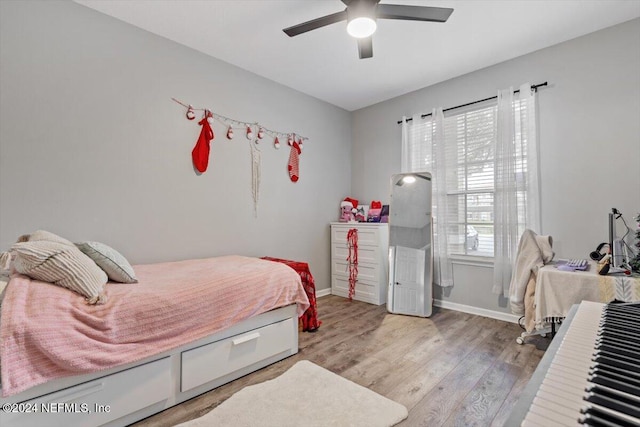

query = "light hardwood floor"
[133,295,548,427]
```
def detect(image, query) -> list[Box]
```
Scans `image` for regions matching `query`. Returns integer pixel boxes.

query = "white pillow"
[76,241,137,284]
[12,240,108,304]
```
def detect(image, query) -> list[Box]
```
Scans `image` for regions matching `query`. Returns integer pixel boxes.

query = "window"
[404,97,532,258]
[442,102,496,257]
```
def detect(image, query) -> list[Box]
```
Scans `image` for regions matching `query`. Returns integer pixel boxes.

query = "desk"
[534,260,640,329]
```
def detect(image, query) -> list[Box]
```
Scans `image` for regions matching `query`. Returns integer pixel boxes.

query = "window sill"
[449,254,494,268]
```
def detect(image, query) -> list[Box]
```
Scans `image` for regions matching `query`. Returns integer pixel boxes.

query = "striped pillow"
[27,229,76,247]
[12,240,108,304]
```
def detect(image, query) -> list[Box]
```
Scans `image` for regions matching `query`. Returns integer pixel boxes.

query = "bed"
[0,254,309,427]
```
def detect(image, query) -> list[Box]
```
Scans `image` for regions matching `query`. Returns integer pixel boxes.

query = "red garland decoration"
[347,228,358,301]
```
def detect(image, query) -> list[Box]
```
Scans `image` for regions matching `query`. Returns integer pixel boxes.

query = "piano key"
[529,398,581,425]
[595,336,640,355]
[594,350,640,371]
[590,365,640,388]
[584,385,640,418]
[598,329,640,345]
[579,402,640,427]
[593,354,640,375]
[589,370,640,398]
[524,408,571,427]
[595,342,640,360]
[579,412,632,427]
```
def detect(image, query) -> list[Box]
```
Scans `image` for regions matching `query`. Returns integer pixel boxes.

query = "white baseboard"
[433,299,520,324]
[316,288,332,298]
[317,290,518,323]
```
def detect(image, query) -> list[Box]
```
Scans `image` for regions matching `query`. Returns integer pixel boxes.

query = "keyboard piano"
[506,300,640,426]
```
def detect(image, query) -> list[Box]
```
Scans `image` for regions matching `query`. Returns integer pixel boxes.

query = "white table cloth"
[534,260,640,329]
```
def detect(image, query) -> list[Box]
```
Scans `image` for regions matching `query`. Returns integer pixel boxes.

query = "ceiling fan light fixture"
[347,16,377,38]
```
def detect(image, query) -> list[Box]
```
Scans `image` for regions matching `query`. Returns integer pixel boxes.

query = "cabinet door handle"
[395,282,401,285]
[232,332,261,346]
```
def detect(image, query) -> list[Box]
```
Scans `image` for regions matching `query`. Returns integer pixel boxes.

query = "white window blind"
[443,101,496,256]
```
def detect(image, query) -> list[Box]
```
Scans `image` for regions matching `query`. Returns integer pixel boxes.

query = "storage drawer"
[181,317,294,392]
[332,276,379,303]
[2,357,171,427]
[331,226,380,247]
[331,258,380,283]
[331,244,379,265]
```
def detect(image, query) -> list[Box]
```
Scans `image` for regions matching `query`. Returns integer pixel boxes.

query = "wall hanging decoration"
[251,143,261,217]
[172,98,308,177]
[185,105,196,120]
[288,136,301,182]
[173,97,309,216]
[191,110,214,173]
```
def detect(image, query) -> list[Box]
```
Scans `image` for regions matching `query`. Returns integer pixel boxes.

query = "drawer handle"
[232,332,261,346]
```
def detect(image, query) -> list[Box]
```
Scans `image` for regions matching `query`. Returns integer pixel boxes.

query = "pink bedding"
[0,255,310,397]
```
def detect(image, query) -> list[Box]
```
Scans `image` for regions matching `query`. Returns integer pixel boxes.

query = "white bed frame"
[0,304,299,427]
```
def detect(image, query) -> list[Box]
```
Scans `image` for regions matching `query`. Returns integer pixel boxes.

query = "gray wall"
[0,0,352,292]
[352,18,640,313]
[2,1,638,315]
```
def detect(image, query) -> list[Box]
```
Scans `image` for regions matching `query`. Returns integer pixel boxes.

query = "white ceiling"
[74,0,640,111]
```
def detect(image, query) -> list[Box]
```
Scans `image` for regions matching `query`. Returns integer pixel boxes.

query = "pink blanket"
[1,255,309,397]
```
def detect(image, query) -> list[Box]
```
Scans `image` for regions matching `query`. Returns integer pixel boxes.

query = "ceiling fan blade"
[341,0,379,5]
[377,4,453,22]
[283,10,348,37]
[357,37,373,59]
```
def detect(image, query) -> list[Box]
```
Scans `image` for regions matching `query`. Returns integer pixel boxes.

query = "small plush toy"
[340,201,356,222]
[355,206,366,222]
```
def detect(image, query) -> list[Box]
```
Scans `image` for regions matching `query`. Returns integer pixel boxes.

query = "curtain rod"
[396,81,548,124]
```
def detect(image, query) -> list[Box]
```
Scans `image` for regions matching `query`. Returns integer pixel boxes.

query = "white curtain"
[492,83,541,296]
[400,109,453,288]
[401,116,410,172]
[432,108,453,287]
[400,114,424,173]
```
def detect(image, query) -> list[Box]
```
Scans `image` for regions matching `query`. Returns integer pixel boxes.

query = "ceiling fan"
[283,0,454,59]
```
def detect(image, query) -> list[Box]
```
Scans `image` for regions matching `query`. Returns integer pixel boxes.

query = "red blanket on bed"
[261,257,321,332]
[0,255,309,397]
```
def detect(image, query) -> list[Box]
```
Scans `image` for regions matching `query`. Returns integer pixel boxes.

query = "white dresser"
[330,222,389,305]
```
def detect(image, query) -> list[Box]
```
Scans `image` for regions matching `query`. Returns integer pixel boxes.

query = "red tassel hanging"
[347,228,358,301]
